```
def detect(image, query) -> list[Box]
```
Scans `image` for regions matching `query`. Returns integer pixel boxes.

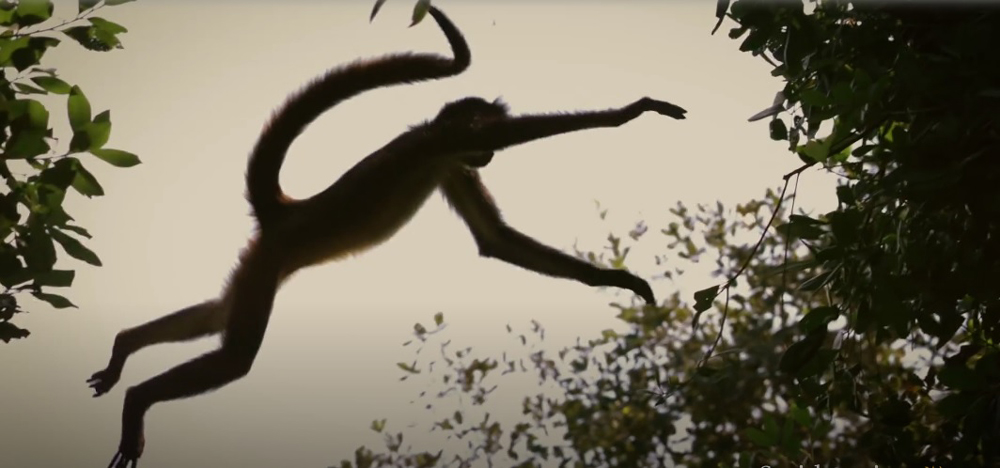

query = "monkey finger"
[648,99,687,120]
[622,273,655,305]
[633,282,656,305]
[600,269,655,305]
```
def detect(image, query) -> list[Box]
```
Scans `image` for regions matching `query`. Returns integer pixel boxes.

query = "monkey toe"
[108,451,139,468]
[87,367,122,397]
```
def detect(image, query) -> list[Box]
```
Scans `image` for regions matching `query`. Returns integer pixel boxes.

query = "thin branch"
[13,1,105,38]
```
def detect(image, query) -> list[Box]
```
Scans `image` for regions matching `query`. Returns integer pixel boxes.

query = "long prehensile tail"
[245,7,470,229]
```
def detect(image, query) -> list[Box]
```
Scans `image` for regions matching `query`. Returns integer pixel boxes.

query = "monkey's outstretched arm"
[442,169,655,304]
[457,97,686,154]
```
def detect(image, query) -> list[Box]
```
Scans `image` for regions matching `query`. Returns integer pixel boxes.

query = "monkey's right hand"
[87,361,123,397]
[634,97,687,120]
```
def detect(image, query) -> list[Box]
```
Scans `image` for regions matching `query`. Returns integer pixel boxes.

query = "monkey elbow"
[474,236,502,259]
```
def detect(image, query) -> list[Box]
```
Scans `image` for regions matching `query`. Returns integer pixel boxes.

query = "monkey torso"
[264,127,466,277]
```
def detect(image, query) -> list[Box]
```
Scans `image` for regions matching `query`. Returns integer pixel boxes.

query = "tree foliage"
[724,1,1000,464]
[0,0,137,343]
[338,1,1000,466]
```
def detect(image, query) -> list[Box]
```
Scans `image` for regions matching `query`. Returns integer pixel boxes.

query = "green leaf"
[86,109,111,149]
[57,224,92,238]
[79,0,100,12]
[69,129,90,152]
[799,270,832,291]
[0,36,29,67]
[10,45,39,71]
[409,0,431,26]
[67,86,91,130]
[798,138,832,162]
[369,0,388,21]
[938,364,983,391]
[89,17,128,34]
[0,321,31,342]
[835,184,855,206]
[745,427,775,447]
[712,0,730,35]
[13,82,45,95]
[22,229,57,270]
[30,76,71,94]
[70,160,104,197]
[433,312,444,326]
[789,403,811,427]
[50,228,101,266]
[39,158,78,190]
[6,128,49,158]
[14,0,53,27]
[105,0,137,5]
[776,218,825,241]
[936,392,973,417]
[63,25,113,51]
[91,148,139,167]
[798,88,831,107]
[92,26,121,50]
[33,269,74,287]
[24,98,49,129]
[768,118,787,141]
[32,291,77,308]
[827,209,861,244]
[799,306,839,332]
[693,285,718,313]
[0,1,15,26]
[876,398,912,427]
[779,329,825,375]
[396,362,419,374]
[851,144,875,157]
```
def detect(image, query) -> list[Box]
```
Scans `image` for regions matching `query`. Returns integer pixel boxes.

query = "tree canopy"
[340,1,1000,466]
[0,0,138,342]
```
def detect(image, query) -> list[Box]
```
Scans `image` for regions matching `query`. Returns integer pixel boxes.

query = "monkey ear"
[492,97,510,112]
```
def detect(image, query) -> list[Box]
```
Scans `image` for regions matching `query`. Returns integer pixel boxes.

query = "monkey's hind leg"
[88,300,226,397]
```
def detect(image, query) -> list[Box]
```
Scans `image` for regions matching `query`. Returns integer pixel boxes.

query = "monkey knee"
[477,244,497,258]
[218,347,256,377]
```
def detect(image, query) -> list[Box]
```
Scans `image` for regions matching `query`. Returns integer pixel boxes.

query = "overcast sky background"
[2,1,837,467]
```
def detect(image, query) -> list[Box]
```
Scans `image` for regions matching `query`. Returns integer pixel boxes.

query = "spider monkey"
[93,7,686,467]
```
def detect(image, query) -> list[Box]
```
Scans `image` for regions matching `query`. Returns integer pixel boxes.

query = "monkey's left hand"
[108,390,147,468]
[599,269,656,305]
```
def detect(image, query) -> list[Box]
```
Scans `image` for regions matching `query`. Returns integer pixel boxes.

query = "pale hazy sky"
[2,1,836,467]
